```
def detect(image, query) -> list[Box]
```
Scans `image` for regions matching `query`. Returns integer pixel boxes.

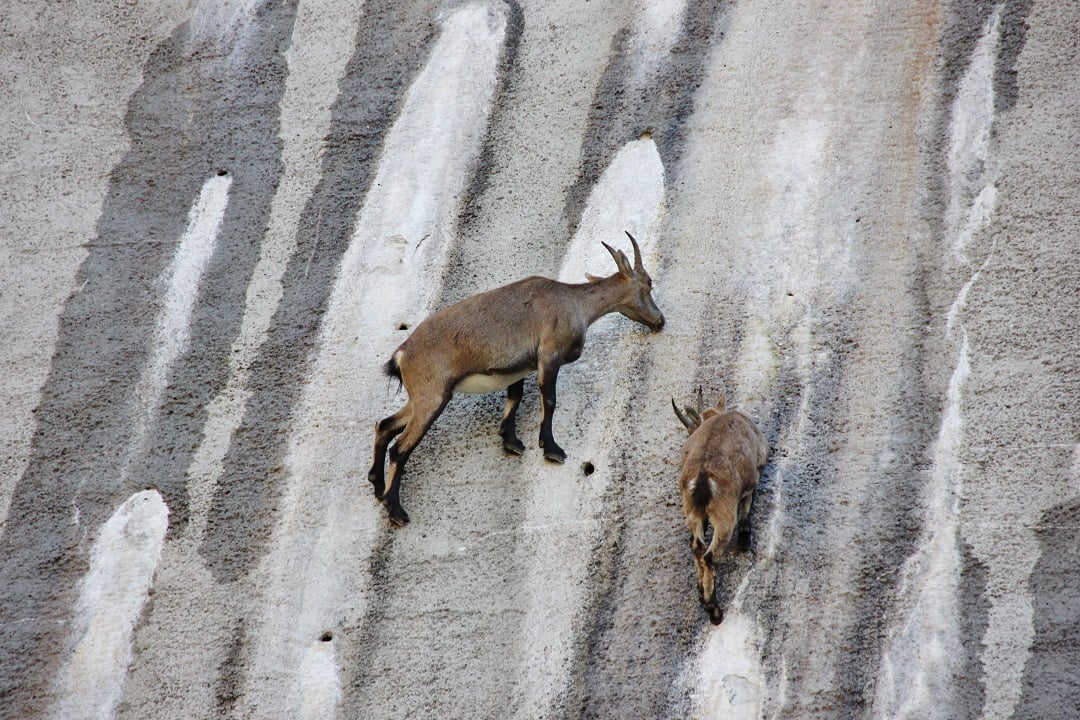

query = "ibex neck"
[575,275,626,325]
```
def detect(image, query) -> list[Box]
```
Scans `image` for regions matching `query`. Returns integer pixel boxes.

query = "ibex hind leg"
[736,487,755,552]
[694,548,721,624]
[689,520,721,622]
[369,404,410,498]
[382,393,450,527]
[701,519,735,625]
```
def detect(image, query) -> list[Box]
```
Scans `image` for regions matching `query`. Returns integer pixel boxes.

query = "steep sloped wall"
[1,1,1077,718]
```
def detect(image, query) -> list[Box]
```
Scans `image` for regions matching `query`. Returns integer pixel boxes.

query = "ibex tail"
[690,469,712,510]
[384,351,403,389]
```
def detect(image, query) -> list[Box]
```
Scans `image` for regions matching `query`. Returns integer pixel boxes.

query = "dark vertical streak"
[994,0,1036,115]
[0,2,298,715]
[198,0,441,582]
[1015,500,1080,719]
[563,0,728,239]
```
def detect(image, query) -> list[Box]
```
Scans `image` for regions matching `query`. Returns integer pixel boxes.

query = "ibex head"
[672,385,727,435]
[588,231,665,332]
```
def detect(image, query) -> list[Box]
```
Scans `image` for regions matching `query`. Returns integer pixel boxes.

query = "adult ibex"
[370,231,664,526]
[673,386,768,624]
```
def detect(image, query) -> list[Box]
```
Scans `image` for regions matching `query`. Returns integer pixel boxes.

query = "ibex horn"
[672,398,696,431]
[625,230,644,272]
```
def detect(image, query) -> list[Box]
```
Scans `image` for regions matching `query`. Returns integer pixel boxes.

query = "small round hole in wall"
[582,462,595,476]
[397,323,410,331]
[319,632,333,642]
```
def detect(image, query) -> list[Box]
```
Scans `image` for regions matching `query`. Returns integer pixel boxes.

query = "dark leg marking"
[500,379,526,455]
[537,361,565,463]
[381,392,450,526]
[369,407,408,498]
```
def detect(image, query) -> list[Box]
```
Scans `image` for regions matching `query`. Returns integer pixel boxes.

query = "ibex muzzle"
[369,232,663,526]
[673,386,767,624]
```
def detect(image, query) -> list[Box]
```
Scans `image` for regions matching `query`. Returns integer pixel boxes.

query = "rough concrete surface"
[1,1,1077,718]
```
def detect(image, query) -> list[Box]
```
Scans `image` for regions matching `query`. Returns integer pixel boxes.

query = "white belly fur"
[454,368,532,394]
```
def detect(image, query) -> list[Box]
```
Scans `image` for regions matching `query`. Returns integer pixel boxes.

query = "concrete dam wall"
[1,1,1077,717]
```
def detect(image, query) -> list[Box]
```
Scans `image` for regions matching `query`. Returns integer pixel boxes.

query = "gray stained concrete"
[1,0,1077,718]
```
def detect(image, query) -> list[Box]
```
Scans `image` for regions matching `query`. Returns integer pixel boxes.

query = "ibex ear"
[602,241,633,276]
[585,273,603,283]
[714,387,727,413]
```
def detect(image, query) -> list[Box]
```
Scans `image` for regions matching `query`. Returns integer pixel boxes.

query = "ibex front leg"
[537,357,566,463]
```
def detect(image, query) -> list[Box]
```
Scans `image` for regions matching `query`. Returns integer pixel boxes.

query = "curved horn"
[624,230,644,272]
[672,397,697,432]
[602,241,632,275]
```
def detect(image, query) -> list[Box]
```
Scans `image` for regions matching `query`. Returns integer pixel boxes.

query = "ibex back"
[370,232,664,526]
[673,386,768,624]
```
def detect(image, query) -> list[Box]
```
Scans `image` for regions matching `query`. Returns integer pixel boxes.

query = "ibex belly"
[454,368,532,394]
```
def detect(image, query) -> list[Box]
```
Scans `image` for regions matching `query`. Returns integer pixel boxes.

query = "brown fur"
[674,387,768,624]
[370,233,664,526]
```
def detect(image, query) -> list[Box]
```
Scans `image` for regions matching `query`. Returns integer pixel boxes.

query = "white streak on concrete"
[518,137,665,720]
[946,9,1000,195]
[340,2,507,324]
[136,6,364,718]
[126,175,231,469]
[185,0,365,538]
[50,490,169,720]
[875,12,1004,717]
[557,137,665,283]
[688,612,763,720]
[240,4,506,716]
[297,638,342,720]
[185,0,264,59]
[874,333,969,720]
[946,247,995,336]
[953,9,1042,718]
[951,182,997,264]
[734,117,830,407]
[688,106,837,719]
[945,6,1001,260]
[627,0,687,88]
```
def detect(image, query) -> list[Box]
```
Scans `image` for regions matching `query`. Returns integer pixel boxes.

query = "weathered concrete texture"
[1,1,1077,719]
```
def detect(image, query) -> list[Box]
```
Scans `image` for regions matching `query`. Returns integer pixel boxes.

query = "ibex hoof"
[387,506,410,527]
[706,605,724,625]
[543,448,567,464]
[502,438,526,456]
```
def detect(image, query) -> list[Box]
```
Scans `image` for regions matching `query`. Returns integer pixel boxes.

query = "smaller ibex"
[673,386,767,624]
[370,232,664,526]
